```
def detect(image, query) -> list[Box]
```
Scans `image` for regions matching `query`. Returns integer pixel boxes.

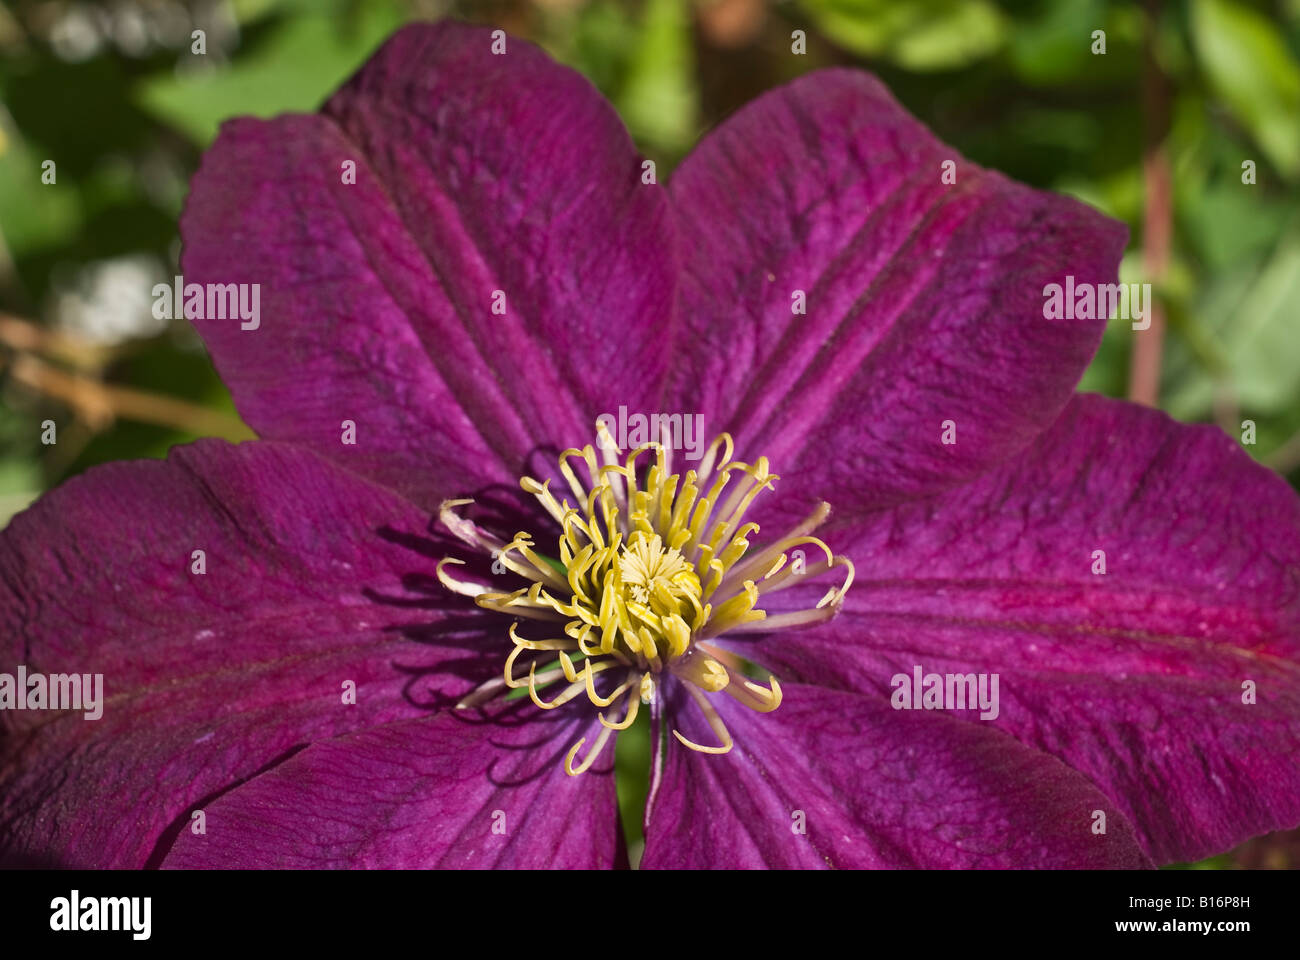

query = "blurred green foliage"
[1,0,1298,868]
[802,0,1007,70]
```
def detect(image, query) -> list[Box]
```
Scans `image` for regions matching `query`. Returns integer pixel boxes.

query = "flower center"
[436,424,853,775]
[602,532,701,654]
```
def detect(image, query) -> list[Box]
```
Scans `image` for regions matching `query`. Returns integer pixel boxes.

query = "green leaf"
[135,2,405,147]
[1181,182,1289,269]
[0,455,41,530]
[1191,0,1300,178]
[801,0,1006,71]
[0,131,82,256]
[1009,0,1107,85]
[1166,221,1300,417]
[618,0,697,156]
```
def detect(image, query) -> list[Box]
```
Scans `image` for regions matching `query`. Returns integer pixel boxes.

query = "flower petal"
[641,679,1150,868]
[162,704,618,869]
[180,21,675,508]
[665,68,1125,515]
[0,440,492,867]
[742,394,1300,863]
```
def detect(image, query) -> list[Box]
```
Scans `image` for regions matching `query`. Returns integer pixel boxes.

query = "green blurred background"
[1,0,1297,869]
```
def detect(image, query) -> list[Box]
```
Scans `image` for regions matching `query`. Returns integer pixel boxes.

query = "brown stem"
[8,353,252,440]
[0,313,123,371]
[1128,0,1172,407]
[1264,430,1300,476]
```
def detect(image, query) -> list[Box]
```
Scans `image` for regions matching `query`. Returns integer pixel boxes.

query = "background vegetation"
[1,0,1297,868]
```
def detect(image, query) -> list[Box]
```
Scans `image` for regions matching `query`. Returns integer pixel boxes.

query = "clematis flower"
[3,21,1298,870]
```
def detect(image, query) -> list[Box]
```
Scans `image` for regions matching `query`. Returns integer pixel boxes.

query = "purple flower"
[3,21,1298,870]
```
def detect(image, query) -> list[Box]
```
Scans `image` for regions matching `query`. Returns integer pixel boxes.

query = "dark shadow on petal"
[0,850,66,868]
[143,742,311,869]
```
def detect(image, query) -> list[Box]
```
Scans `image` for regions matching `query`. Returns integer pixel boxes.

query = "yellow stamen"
[438,423,854,773]
[672,685,735,755]
[600,682,641,730]
[565,726,615,776]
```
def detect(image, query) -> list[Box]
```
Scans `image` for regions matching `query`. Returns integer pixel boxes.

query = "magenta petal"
[745,394,1300,863]
[641,680,1150,868]
[0,440,486,867]
[162,705,617,869]
[666,68,1125,517]
[180,22,675,508]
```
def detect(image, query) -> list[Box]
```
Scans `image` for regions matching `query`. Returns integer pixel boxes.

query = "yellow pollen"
[437,425,855,775]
